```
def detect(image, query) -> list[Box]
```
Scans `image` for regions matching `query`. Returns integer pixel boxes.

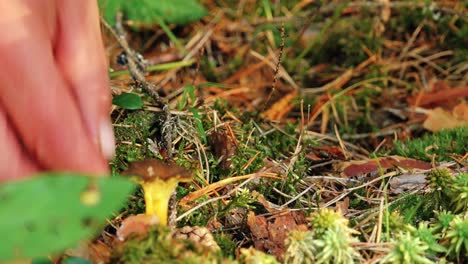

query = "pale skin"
[0,0,114,181]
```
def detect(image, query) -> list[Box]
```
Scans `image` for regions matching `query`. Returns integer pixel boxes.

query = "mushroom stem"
[142,178,180,226]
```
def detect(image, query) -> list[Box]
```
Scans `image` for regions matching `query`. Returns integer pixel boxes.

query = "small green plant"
[239,247,279,264]
[447,173,468,213]
[432,210,456,236]
[284,209,361,264]
[444,215,468,259]
[411,222,446,256]
[380,232,434,264]
[311,226,361,263]
[309,208,350,236]
[284,230,316,264]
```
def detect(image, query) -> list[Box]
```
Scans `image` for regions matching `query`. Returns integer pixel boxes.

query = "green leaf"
[0,174,135,261]
[99,0,207,26]
[112,93,144,110]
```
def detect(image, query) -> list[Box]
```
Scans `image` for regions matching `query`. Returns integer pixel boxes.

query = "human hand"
[0,0,114,181]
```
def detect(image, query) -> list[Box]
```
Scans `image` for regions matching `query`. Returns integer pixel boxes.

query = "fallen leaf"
[247,211,269,239]
[208,128,238,170]
[407,81,468,107]
[342,156,432,177]
[247,211,308,260]
[423,103,468,132]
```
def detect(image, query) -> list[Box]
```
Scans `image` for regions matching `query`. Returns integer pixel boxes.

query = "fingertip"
[99,119,115,160]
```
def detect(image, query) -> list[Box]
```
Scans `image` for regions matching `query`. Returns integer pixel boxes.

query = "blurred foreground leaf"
[99,0,207,25]
[0,174,135,261]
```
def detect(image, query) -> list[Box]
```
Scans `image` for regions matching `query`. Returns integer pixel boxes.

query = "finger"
[55,0,115,160]
[0,7,108,175]
[0,106,39,182]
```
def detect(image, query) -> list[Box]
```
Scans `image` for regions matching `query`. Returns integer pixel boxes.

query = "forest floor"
[77,1,467,263]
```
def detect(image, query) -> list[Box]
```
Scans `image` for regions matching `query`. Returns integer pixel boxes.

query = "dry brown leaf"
[407,81,468,107]
[208,128,238,170]
[423,103,468,132]
[247,211,308,260]
[341,156,432,177]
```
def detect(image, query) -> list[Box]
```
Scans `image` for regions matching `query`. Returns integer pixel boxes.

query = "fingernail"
[99,120,115,159]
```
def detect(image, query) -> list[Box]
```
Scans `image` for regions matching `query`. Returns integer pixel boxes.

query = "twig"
[101,14,174,157]
[268,23,286,106]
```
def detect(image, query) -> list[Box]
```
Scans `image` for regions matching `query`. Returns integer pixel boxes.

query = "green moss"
[112,226,226,264]
[394,127,468,162]
[304,17,383,67]
[111,110,158,171]
[214,233,237,257]
[389,194,436,224]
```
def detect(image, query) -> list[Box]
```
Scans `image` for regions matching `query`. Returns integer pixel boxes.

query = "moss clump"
[214,233,237,258]
[114,111,157,143]
[112,111,157,171]
[389,195,433,225]
[427,168,454,191]
[394,127,468,162]
[111,226,226,264]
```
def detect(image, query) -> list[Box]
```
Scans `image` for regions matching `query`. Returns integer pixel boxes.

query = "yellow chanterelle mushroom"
[124,159,192,226]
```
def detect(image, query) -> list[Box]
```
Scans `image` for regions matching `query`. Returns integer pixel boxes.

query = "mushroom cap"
[123,158,192,182]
